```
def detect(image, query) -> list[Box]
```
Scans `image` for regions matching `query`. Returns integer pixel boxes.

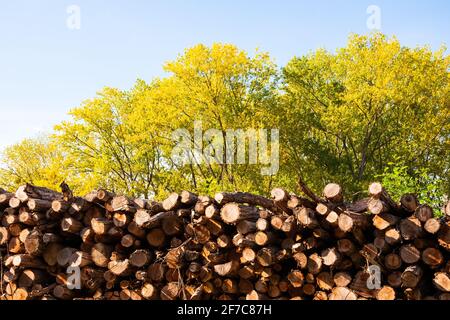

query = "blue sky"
[0,0,449,150]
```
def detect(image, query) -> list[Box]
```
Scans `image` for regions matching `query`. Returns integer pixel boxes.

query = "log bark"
[220,204,259,225]
[215,192,280,213]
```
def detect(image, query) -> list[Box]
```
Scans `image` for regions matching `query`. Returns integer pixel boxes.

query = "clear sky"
[0,0,449,151]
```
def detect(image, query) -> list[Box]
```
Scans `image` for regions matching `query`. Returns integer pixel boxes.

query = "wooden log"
[146,228,165,247]
[401,265,423,288]
[437,222,450,251]
[328,287,357,300]
[287,270,304,288]
[346,198,370,213]
[349,271,375,299]
[134,210,174,229]
[374,236,389,253]
[424,218,441,234]
[18,269,48,288]
[237,220,257,235]
[295,207,319,229]
[400,244,421,264]
[16,184,63,203]
[19,228,31,243]
[56,247,78,267]
[281,215,297,233]
[113,212,131,228]
[27,199,52,212]
[108,259,132,276]
[444,201,450,218]
[162,193,181,211]
[323,183,343,203]
[369,183,400,212]
[400,193,419,212]
[51,200,71,213]
[0,226,9,245]
[321,247,340,267]
[385,227,402,245]
[91,218,113,235]
[254,231,276,246]
[372,213,399,231]
[414,205,434,223]
[316,203,331,216]
[384,253,402,270]
[241,247,256,263]
[12,254,46,269]
[400,217,423,241]
[325,210,339,227]
[141,283,158,300]
[69,251,93,268]
[287,195,316,210]
[421,248,444,267]
[9,197,22,209]
[120,234,135,248]
[166,247,184,269]
[270,214,287,230]
[313,273,332,293]
[91,243,113,268]
[42,243,63,266]
[256,218,269,231]
[24,230,44,256]
[61,217,83,234]
[193,196,211,215]
[387,271,403,288]
[161,215,183,236]
[271,188,291,213]
[368,198,388,215]
[2,213,19,227]
[111,196,137,213]
[220,204,259,225]
[53,285,75,300]
[333,272,352,287]
[0,192,14,207]
[338,212,369,233]
[71,197,91,212]
[215,192,280,213]
[205,205,220,219]
[8,223,22,237]
[147,262,167,282]
[96,189,114,202]
[307,253,323,275]
[214,261,237,277]
[180,190,198,206]
[256,247,279,267]
[127,221,146,239]
[293,252,308,270]
[19,211,43,226]
[433,272,450,292]
[376,286,396,300]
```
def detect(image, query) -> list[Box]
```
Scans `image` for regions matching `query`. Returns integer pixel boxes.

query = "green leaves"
[376,160,445,216]
[282,33,450,198]
[0,36,448,204]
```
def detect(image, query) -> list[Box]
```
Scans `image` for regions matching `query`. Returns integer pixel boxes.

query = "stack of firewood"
[0,180,448,300]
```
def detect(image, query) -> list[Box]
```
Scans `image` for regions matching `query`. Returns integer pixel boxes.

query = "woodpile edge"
[0,179,449,300]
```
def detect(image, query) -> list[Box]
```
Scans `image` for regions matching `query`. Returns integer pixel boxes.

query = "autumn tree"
[1,36,448,201]
[52,44,280,197]
[281,33,450,197]
[0,136,69,191]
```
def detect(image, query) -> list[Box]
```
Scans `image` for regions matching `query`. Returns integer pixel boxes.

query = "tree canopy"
[1,34,448,205]
[281,33,450,198]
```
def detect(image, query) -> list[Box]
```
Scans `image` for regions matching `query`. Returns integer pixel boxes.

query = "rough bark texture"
[0,182,448,301]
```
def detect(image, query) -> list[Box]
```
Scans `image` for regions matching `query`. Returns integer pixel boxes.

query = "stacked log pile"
[0,180,448,300]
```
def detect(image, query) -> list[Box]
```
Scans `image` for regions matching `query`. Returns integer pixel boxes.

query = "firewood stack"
[0,181,448,301]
